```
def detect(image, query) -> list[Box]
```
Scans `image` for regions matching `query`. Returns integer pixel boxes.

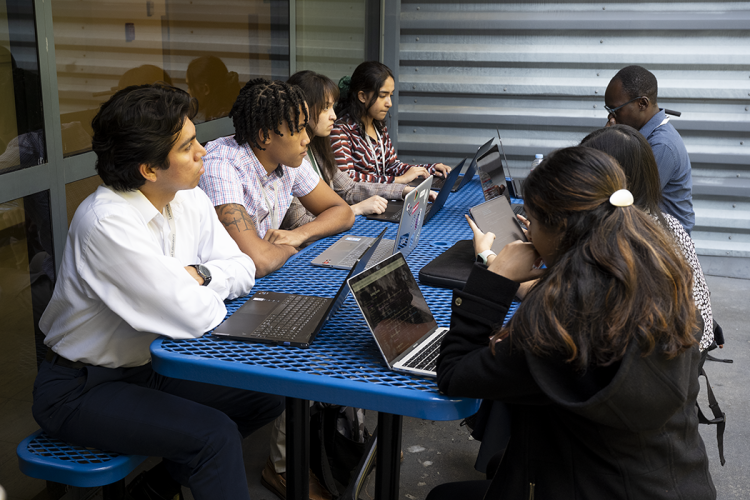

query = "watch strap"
[190,264,211,286]
[476,249,497,265]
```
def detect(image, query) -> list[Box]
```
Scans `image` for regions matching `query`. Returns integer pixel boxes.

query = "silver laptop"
[311,176,433,270]
[212,229,386,347]
[348,252,448,378]
[469,195,527,254]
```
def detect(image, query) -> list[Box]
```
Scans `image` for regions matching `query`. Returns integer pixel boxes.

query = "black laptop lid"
[318,228,387,325]
[348,253,437,364]
[476,145,509,202]
[423,158,465,224]
[454,137,495,191]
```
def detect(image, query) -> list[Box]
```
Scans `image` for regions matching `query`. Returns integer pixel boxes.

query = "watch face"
[193,264,211,285]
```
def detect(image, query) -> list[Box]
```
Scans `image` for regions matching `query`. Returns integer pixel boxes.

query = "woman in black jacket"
[431,146,715,500]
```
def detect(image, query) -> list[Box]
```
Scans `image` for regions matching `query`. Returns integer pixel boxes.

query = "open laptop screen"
[476,146,508,202]
[349,253,437,363]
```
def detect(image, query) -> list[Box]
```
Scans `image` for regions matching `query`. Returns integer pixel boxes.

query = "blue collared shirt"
[639,109,695,234]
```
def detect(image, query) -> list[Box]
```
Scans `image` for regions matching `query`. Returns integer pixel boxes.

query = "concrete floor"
[694,275,750,500]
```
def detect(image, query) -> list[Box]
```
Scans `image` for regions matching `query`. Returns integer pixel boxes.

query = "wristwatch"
[190,264,212,286]
[476,249,497,265]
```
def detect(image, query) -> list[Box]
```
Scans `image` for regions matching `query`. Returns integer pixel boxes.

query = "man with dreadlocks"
[200,78,354,277]
[604,65,694,234]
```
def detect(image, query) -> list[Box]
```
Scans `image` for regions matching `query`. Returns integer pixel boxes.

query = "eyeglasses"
[604,96,646,117]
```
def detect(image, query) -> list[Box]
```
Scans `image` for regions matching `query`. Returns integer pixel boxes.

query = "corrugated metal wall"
[392,0,750,278]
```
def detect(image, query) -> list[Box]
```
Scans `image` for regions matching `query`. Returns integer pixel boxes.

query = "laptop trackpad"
[216,297,280,335]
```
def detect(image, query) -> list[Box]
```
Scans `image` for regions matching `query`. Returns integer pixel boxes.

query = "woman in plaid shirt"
[282,70,430,229]
[330,61,451,184]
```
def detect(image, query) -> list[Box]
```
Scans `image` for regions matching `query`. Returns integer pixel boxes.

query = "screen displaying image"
[350,255,436,362]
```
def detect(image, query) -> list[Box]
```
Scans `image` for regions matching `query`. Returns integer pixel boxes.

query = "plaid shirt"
[200,136,318,238]
[330,115,437,183]
[281,152,407,230]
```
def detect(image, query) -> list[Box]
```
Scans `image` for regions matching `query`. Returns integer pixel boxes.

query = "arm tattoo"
[216,204,257,233]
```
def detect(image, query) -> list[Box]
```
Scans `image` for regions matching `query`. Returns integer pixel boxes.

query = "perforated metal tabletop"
[151,178,518,421]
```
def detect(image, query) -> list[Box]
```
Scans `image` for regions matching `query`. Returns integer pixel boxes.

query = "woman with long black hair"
[431,146,715,500]
[580,124,714,350]
[330,61,451,184]
[281,70,416,229]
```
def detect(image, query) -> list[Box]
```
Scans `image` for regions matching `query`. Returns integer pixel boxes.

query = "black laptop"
[476,143,526,217]
[212,230,386,347]
[408,137,494,192]
[366,159,463,224]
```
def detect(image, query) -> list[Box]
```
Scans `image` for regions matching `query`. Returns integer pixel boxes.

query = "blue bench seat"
[17,429,147,491]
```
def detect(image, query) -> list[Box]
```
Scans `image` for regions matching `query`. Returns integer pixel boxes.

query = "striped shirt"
[330,114,437,183]
[200,135,319,238]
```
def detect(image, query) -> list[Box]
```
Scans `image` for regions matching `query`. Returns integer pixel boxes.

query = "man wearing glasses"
[604,65,694,234]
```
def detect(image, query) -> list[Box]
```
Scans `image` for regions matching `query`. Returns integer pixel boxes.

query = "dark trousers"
[32,359,284,500]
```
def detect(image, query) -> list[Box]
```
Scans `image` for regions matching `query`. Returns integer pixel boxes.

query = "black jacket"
[436,264,715,500]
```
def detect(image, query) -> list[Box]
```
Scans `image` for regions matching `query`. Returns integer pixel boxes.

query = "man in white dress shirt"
[32,84,284,500]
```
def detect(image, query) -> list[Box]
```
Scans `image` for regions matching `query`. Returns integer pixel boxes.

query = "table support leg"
[286,397,310,500]
[375,412,403,500]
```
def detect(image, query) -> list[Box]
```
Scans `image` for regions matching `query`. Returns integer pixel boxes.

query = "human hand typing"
[433,163,452,178]
[394,167,429,184]
[352,196,388,216]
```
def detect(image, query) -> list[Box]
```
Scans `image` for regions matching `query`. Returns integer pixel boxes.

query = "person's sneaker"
[127,462,184,500]
[260,457,331,500]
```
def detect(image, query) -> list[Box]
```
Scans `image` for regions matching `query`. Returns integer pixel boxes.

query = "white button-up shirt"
[40,185,256,368]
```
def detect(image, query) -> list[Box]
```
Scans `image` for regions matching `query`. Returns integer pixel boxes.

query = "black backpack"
[309,403,374,499]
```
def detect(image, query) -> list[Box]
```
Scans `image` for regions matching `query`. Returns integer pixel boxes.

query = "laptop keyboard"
[512,205,526,217]
[401,329,449,372]
[333,238,394,269]
[253,295,328,340]
[366,240,393,267]
[338,241,373,268]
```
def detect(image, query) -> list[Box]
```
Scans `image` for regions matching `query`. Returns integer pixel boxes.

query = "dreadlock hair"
[494,146,697,371]
[335,61,393,137]
[287,70,340,183]
[612,65,658,104]
[580,125,667,229]
[230,78,309,151]
[92,83,197,191]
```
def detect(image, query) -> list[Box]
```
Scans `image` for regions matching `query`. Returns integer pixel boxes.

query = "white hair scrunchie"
[609,189,634,207]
